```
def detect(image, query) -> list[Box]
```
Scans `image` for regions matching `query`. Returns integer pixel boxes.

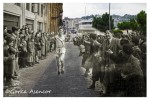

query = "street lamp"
[66,21,68,34]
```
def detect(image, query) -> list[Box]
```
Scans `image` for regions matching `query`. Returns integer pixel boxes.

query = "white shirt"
[55,35,65,48]
[55,35,66,57]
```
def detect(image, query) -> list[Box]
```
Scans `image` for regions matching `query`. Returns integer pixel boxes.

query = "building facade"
[3,3,63,33]
[63,17,82,33]
[47,3,63,33]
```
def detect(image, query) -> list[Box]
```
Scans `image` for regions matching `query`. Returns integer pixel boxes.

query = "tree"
[117,10,146,36]
[92,13,114,32]
[137,10,146,35]
[117,22,130,30]
[129,18,138,31]
[113,29,123,38]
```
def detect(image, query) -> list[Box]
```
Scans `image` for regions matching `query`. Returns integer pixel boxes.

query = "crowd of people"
[75,30,146,97]
[3,24,146,96]
[4,25,56,87]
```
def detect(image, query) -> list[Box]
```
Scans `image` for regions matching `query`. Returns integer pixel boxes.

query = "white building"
[63,18,82,32]
[78,19,95,33]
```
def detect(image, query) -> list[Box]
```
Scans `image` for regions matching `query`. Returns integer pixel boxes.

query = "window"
[15,3,21,7]
[44,4,47,16]
[38,4,40,15]
[81,22,92,25]
[26,3,30,11]
[37,22,43,32]
[26,19,34,30]
[41,4,43,17]
[4,13,20,30]
[31,3,38,13]
[31,3,34,13]
[44,23,46,32]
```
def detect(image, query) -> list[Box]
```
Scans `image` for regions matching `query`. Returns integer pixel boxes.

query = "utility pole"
[85,6,86,19]
[109,3,111,31]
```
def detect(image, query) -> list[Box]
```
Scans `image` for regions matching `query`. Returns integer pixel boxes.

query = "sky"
[63,3,146,18]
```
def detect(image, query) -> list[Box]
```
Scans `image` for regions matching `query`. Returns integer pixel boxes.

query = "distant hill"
[64,14,136,28]
[80,14,136,20]
[112,14,136,21]
[81,14,95,19]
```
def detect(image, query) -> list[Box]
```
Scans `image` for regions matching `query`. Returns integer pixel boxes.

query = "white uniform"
[55,35,66,61]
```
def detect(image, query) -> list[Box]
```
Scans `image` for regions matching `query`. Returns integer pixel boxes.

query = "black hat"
[120,38,129,46]
[90,33,97,40]
[12,26,19,32]
[132,36,139,45]
[141,42,146,53]
[4,25,7,30]
[123,44,133,55]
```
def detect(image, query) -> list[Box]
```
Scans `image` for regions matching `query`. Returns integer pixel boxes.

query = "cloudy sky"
[63,3,146,18]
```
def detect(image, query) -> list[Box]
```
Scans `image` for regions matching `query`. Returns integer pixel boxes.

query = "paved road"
[28,42,99,97]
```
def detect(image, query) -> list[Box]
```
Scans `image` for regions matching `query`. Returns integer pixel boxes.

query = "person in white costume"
[55,28,66,75]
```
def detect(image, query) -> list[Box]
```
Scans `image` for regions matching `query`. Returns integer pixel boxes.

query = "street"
[3,3,147,97]
[28,42,99,97]
[4,42,100,97]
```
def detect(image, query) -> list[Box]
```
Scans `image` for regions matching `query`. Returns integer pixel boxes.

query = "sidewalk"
[4,51,56,97]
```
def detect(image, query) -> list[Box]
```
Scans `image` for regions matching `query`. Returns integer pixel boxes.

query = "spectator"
[132,36,142,60]
[121,44,144,96]
[101,30,121,94]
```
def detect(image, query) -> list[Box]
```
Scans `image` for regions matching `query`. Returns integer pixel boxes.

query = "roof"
[78,19,93,23]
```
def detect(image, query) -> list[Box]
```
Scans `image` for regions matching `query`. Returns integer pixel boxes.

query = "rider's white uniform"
[55,34,66,61]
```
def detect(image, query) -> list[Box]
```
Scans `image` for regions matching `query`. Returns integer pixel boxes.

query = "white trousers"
[55,47,66,61]
[55,47,66,72]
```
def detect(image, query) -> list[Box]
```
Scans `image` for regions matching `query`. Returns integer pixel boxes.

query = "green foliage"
[113,29,123,38]
[92,13,114,32]
[129,19,139,31]
[117,10,146,35]
[117,22,130,30]
[137,10,146,35]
